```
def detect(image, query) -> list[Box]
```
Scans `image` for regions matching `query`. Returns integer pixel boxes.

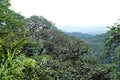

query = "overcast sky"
[10,0,120,33]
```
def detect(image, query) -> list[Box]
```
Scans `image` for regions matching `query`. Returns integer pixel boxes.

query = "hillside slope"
[67,32,109,56]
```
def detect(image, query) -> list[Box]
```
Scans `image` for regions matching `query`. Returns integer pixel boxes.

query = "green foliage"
[0,0,26,48]
[100,20,120,79]
[0,1,38,79]
[31,54,56,79]
[0,0,119,79]
[22,41,44,56]
[25,15,54,41]
[11,39,26,55]
[0,39,37,79]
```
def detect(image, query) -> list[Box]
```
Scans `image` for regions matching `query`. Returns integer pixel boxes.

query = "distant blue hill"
[57,25,109,35]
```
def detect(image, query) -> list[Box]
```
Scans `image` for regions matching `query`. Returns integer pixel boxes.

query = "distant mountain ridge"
[57,25,109,35]
[66,32,94,39]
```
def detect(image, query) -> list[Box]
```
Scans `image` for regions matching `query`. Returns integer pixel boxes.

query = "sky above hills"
[10,0,120,33]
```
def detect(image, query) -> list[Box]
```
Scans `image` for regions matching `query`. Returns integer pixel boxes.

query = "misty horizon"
[57,25,109,35]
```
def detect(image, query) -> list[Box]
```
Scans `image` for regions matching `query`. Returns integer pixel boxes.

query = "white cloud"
[10,0,120,26]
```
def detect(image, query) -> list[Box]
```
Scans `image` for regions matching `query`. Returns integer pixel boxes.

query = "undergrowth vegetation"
[0,0,119,80]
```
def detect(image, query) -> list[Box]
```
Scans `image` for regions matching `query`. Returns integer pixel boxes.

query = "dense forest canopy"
[0,0,120,80]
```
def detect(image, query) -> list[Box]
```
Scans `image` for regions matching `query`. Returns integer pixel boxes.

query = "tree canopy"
[0,0,119,80]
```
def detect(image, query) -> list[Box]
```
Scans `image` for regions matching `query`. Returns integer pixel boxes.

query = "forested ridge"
[0,0,119,80]
[67,32,109,56]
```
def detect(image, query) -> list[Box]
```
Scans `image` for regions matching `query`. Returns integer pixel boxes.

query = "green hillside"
[67,32,110,56]
[0,0,119,80]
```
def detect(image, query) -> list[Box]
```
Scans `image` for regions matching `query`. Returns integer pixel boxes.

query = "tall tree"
[25,15,54,41]
[0,0,26,48]
[102,19,120,79]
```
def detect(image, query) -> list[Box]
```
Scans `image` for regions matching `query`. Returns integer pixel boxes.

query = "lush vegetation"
[67,32,110,56]
[0,0,119,80]
[66,32,93,39]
